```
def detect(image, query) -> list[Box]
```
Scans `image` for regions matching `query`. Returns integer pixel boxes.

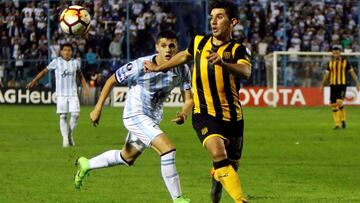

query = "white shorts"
[123,115,163,152]
[56,96,80,114]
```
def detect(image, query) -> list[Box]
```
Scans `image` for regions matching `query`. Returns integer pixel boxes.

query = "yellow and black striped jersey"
[186,34,252,122]
[326,58,352,85]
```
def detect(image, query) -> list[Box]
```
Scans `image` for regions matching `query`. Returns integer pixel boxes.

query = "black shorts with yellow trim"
[330,85,346,103]
[192,113,244,160]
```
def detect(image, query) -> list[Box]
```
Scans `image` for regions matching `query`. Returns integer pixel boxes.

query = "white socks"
[59,114,69,147]
[59,113,79,147]
[161,150,182,200]
[69,113,79,146]
[89,150,128,169]
[86,149,182,200]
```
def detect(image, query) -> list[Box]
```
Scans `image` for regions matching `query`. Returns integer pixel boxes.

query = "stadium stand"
[0,0,359,87]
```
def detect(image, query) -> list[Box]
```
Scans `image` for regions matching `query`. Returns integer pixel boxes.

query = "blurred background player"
[26,43,89,147]
[144,1,251,202]
[74,30,192,203]
[320,46,360,129]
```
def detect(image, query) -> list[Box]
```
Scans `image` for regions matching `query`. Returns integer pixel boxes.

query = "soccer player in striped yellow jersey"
[321,46,360,129]
[144,1,251,202]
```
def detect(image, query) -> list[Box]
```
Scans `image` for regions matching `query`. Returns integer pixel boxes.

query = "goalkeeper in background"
[320,46,360,129]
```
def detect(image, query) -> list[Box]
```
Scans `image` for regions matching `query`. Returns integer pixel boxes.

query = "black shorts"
[192,113,244,160]
[330,85,346,103]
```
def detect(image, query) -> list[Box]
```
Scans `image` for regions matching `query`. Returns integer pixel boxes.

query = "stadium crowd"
[0,0,359,88]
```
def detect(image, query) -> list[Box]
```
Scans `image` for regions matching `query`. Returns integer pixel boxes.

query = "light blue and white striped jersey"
[47,57,81,97]
[115,54,191,123]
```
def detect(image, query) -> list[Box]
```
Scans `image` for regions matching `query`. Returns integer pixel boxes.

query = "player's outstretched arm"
[349,69,360,91]
[171,89,193,125]
[90,74,116,127]
[206,50,251,79]
[26,67,49,89]
[144,50,191,72]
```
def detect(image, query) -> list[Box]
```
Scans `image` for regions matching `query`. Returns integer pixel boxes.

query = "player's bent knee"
[60,113,67,120]
[208,147,227,161]
[210,150,227,161]
[330,103,339,110]
[71,112,79,119]
[151,134,175,154]
[204,136,227,161]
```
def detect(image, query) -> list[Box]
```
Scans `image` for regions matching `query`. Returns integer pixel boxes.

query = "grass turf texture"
[0,105,359,202]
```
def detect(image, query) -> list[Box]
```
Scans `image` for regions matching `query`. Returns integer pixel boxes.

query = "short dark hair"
[60,43,73,51]
[156,30,178,42]
[210,0,238,20]
[331,46,341,51]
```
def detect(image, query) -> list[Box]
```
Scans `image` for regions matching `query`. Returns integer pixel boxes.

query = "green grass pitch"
[0,105,359,202]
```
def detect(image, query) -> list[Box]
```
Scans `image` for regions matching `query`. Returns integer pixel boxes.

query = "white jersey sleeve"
[47,58,58,70]
[114,60,142,85]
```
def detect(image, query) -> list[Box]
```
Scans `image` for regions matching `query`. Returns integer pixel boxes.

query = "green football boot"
[74,157,90,189]
[173,196,190,203]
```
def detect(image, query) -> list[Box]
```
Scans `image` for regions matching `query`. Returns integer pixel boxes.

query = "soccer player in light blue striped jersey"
[74,31,192,203]
[26,43,89,147]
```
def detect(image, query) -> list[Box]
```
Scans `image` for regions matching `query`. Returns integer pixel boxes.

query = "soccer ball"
[59,5,91,35]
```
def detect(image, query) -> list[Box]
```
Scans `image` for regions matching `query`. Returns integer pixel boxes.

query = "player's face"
[332,50,341,59]
[156,38,178,61]
[210,8,232,39]
[60,46,73,61]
